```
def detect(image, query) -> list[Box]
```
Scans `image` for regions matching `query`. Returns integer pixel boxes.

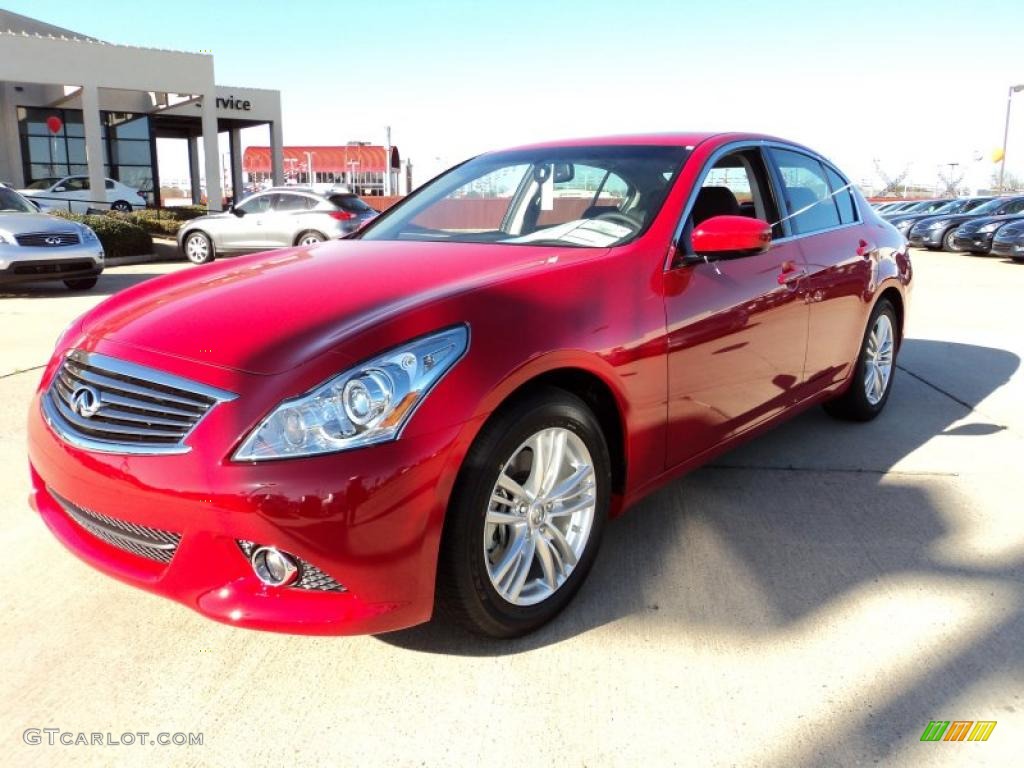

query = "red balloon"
[46,116,63,134]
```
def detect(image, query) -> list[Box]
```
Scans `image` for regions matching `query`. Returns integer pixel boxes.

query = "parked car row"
[873,195,1024,260]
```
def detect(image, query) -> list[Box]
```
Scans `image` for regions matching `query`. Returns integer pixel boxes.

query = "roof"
[499,133,727,152]
[0,9,99,41]
[243,146,400,175]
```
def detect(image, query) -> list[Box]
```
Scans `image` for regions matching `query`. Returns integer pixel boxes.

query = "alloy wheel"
[185,234,209,263]
[863,313,894,406]
[483,427,596,606]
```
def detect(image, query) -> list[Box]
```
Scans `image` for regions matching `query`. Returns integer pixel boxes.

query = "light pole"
[998,84,1024,192]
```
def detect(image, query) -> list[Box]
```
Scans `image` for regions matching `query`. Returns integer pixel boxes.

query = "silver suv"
[177,188,378,264]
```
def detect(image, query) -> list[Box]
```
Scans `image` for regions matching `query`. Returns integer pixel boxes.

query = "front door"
[664,147,810,467]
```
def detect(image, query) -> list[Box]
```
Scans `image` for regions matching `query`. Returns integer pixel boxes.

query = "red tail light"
[329,210,356,221]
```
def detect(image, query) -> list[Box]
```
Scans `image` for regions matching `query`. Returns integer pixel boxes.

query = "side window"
[236,194,272,215]
[688,148,783,243]
[825,166,857,225]
[273,193,315,212]
[769,149,841,235]
[64,177,89,191]
[1004,199,1024,214]
[105,179,115,190]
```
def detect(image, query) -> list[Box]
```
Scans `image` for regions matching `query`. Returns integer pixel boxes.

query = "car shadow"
[378,339,1020,662]
[0,272,169,299]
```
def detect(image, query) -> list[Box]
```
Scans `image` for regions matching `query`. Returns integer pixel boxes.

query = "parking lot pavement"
[1,253,1022,767]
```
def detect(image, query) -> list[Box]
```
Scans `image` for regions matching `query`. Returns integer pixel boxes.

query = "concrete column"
[80,84,106,211]
[270,120,284,186]
[200,91,222,211]
[187,135,202,205]
[228,126,244,203]
[0,85,24,186]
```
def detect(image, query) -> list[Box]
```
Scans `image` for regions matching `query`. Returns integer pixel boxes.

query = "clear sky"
[6,0,1024,191]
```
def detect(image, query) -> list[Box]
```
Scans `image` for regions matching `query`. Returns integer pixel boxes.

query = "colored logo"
[920,721,996,742]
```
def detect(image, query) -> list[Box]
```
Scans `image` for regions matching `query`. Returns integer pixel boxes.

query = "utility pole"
[304,150,315,187]
[384,125,392,196]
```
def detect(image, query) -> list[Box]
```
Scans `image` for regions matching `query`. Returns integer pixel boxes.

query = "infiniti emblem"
[70,386,102,418]
[45,236,63,245]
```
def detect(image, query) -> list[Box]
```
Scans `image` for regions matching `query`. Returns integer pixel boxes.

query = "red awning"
[243,145,400,174]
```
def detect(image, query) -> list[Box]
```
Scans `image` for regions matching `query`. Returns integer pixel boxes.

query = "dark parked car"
[984,219,1024,261]
[908,196,1024,251]
[952,211,1024,254]
[882,199,952,220]
[888,197,993,240]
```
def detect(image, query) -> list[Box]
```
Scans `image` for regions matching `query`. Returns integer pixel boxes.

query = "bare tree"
[937,165,964,197]
[873,158,909,197]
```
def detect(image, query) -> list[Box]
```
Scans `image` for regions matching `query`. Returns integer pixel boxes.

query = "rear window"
[825,166,857,225]
[330,195,373,213]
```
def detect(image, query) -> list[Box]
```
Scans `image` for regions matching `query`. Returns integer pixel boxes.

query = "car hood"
[81,239,592,375]
[0,211,80,235]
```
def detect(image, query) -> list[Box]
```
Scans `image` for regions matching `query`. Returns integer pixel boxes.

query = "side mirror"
[53,186,66,193]
[687,215,771,261]
[231,206,244,217]
[29,199,41,210]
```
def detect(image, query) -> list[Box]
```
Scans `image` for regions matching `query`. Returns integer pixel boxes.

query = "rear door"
[663,145,811,467]
[766,148,872,388]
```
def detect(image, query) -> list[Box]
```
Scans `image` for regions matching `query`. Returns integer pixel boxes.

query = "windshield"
[969,198,1007,216]
[359,145,690,248]
[330,194,374,214]
[26,177,60,190]
[0,187,36,213]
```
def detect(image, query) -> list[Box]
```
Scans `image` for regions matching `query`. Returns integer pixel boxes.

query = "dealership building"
[0,10,284,210]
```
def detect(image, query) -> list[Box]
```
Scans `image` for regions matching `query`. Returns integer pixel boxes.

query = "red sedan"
[27,133,910,638]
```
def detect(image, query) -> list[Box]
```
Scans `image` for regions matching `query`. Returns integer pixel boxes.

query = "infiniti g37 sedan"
[27,133,910,638]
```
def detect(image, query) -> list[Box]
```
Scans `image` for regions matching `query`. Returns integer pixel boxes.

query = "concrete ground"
[0,251,1021,767]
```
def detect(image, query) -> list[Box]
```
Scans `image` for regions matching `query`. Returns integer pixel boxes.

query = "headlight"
[895,219,914,232]
[233,325,469,461]
[0,232,10,244]
[926,219,950,230]
[977,222,1002,234]
[80,225,99,244]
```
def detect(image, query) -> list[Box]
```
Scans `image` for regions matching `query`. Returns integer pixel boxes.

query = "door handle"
[777,262,807,285]
[856,239,874,258]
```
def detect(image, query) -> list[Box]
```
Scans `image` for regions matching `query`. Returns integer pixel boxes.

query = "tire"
[941,228,958,252]
[64,277,98,290]
[296,230,326,246]
[111,200,132,213]
[436,387,611,638]
[824,298,898,422]
[1013,256,1024,264]
[183,231,214,265]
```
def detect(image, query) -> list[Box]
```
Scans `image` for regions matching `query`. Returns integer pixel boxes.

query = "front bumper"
[991,239,1024,257]
[0,243,103,285]
[907,229,944,248]
[952,233,994,253]
[27,373,464,635]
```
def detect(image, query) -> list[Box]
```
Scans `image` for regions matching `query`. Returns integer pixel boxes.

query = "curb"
[105,238,183,267]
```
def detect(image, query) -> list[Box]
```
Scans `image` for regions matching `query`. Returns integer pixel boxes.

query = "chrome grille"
[237,540,347,592]
[50,488,181,564]
[42,350,236,455]
[15,231,81,247]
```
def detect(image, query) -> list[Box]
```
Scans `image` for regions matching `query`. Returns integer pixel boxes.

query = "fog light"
[251,546,299,587]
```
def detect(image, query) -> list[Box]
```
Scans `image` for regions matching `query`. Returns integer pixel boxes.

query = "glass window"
[362,145,689,248]
[272,193,316,212]
[111,139,151,165]
[1002,198,1024,214]
[330,194,374,213]
[825,166,857,225]
[769,148,841,235]
[63,177,90,191]
[0,187,35,212]
[236,194,273,214]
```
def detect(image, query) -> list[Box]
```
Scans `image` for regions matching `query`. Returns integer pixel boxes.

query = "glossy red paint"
[691,215,772,255]
[27,132,910,634]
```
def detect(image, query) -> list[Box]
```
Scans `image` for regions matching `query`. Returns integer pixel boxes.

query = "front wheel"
[111,200,132,213]
[64,276,99,290]
[296,231,326,246]
[941,228,958,252]
[824,298,898,421]
[183,231,214,264]
[436,389,611,637]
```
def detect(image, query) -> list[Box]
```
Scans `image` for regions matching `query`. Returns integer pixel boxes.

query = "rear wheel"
[64,277,98,290]
[296,231,326,246]
[436,388,610,637]
[183,231,214,264]
[111,200,132,213]
[824,298,898,422]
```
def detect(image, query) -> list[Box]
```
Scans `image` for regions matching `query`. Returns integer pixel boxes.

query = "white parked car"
[19,176,147,214]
